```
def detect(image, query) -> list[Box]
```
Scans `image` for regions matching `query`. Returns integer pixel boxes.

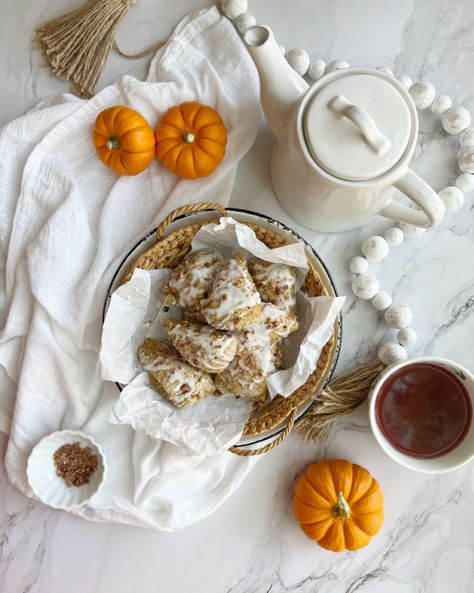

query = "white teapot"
[244,26,445,232]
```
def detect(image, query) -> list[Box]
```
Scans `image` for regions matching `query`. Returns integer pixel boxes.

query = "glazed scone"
[201,254,263,331]
[215,340,282,401]
[258,302,299,340]
[164,318,238,374]
[249,259,298,320]
[164,250,224,313]
[214,329,282,401]
[138,338,215,408]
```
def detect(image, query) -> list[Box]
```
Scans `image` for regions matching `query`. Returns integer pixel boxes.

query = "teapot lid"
[303,70,414,181]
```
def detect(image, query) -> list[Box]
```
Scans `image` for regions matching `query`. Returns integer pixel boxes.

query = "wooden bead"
[398,74,413,90]
[384,227,404,246]
[349,256,369,274]
[399,222,426,239]
[439,186,465,213]
[458,148,474,174]
[384,304,413,328]
[430,94,452,114]
[286,48,310,76]
[221,0,248,20]
[352,274,380,300]
[442,106,471,135]
[456,173,474,193]
[378,342,407,365]
[308,58,326,81]
[372,291,392,311]
[361,236,390,262]
[460,127,474,149]
[327,60,349,73]
[409,82,436,110]
[397,327,417,347]
[235,12,256,33]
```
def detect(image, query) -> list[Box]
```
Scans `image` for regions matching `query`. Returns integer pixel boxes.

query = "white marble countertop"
[1,0,474,591]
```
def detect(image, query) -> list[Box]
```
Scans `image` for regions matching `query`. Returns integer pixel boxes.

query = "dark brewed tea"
[375,363,472,459]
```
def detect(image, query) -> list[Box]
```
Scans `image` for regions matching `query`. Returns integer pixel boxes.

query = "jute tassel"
[36,0,134,98]
[296,359,385,442]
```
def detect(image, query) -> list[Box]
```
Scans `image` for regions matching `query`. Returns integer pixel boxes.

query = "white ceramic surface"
[368,357,474,473]
[1,1,474,592]
[245,27,446,232]
[26,430,106,509]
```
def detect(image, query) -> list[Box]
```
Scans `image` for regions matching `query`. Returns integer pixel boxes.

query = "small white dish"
[27,429,106,509]
[369,356,474,473]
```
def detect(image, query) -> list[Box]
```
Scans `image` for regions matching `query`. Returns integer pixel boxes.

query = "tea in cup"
[368,357,474,473]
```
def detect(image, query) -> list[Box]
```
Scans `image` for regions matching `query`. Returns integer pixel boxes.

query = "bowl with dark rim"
[103,207,342,449]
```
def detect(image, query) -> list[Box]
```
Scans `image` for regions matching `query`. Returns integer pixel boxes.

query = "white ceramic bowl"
[369,356,474,473]
[27,430,106,509]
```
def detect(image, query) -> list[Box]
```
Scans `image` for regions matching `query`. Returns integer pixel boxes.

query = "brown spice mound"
[53,443,98,487]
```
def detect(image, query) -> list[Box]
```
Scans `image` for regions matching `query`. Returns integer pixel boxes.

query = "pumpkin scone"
[214,329,282,401]
[164,249,224,314]
[249,259,298,321]
[164,318,238,374]
[258,302,299,340]
[138,338,215,408]
[201,254,263,331]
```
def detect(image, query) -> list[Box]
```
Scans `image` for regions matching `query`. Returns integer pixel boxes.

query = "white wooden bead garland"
[221,0,248,20]
[222,1,472,365]
[235,12,256,34]
[286,48,310,76]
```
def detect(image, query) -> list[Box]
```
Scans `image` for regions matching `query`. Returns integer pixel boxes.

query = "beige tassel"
[36,0,134,98]
[296,359,385,442]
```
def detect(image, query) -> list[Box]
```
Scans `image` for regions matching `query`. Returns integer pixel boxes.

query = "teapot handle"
[381,169,445,228]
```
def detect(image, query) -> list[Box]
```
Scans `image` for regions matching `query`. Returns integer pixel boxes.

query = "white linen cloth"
[0,7,262,530]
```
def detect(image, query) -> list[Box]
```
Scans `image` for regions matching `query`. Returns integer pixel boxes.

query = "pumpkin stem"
[183,132,195,144]
[333,491,351,520]
[106,136,120,151]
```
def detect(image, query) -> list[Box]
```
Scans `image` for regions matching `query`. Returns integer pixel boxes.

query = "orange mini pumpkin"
[155,101,227,179]
[293,459,384,552]
[93,106,155,176]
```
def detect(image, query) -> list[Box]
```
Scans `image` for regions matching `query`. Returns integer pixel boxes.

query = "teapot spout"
[244,26,308,139]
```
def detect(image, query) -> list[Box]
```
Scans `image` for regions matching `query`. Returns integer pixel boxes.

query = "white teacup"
[368,356,474,473]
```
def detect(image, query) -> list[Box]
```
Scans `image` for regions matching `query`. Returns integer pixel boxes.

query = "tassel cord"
[296,360,385,442]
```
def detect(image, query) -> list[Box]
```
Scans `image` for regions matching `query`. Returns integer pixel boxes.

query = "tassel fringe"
[296,359,385,442]
[36,0,133,98]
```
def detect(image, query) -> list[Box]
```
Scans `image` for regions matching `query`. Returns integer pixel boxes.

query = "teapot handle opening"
[381,169,445,228]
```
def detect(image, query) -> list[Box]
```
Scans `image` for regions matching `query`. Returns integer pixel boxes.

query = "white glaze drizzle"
[139,340,214,403]
[249,259,297,314]
[166,319,237,373]
[167,250,224,310]
[202,254,261,330]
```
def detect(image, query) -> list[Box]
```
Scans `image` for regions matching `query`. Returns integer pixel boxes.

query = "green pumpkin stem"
[106,136,120,151]
[333,491,351,520]
[183,132,195,144]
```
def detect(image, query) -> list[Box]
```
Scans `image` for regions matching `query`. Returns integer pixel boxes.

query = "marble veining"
[1,0,474,592]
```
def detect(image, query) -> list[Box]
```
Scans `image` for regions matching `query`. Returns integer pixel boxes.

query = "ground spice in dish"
[53,443,98,487]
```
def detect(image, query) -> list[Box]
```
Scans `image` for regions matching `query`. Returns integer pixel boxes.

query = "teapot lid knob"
[303,69,415,182]
[328,95,392,155]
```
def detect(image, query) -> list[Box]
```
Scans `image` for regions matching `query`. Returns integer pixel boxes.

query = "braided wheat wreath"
[112,202,378,456]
